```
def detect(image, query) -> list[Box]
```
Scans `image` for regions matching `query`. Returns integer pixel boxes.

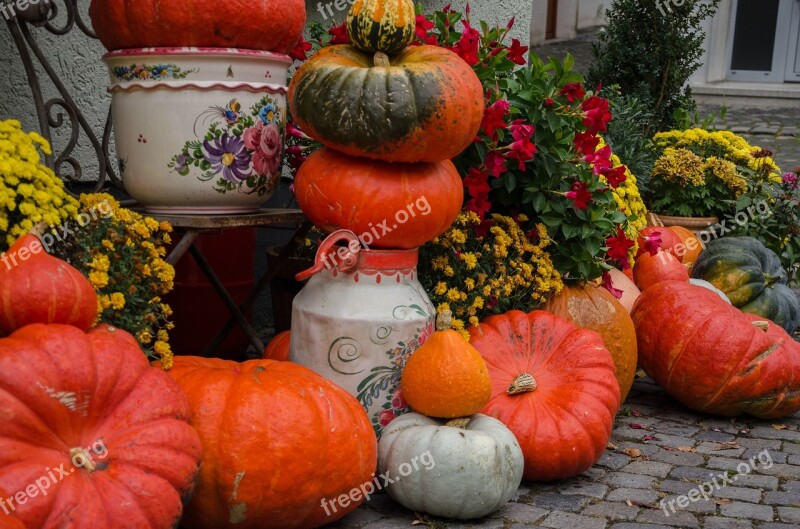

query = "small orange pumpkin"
[401,311,491,418]
[606,268,641,313]
[263,330,291,361]
[667,225,703,266]
[633,250,689,291]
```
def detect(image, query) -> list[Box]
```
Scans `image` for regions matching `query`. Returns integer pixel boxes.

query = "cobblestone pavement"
[328,375,800,528]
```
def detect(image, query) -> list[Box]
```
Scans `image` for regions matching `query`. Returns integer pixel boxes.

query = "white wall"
[577,0,608,29]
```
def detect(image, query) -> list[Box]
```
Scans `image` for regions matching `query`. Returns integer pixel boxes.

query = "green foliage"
[588,0,721,134]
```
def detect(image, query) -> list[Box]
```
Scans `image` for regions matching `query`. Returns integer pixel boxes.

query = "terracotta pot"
[654,214,719,235]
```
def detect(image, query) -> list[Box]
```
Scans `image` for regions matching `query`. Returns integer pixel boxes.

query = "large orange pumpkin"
[89,0,306,54]
[161,356,377,529]
[631,281,800,418]
[667,225,703,266]
[0,324,202,529]
[542,284,638,402]
[0,232,97,335]
[289,45,484,162]
[294,147,463,248]
[469,311,620,481]
[633,250,689,291]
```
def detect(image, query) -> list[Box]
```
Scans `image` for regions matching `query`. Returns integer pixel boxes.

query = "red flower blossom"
[415,14,435,40]
[288,36,312,62]
[451,20,481,65]
[581,96,612,134]
[544,98,554,107]
[601,271,624,299]
[641,231,662,256]
[566,180,593,210]
[481,99,510,141]
[506,120,537,169]
[484,150,508,177]
[466,194,492,218]
[476,218,495,238]
[605,227,634,269]
[510,119,534,142]
[573,131,600,156]
[463,167,491,198]
[505,38,529,65]
[584,145,613,174]
[559,82,586,103]
[286,121,309,139]
[329,21,351,44]
[602,165,627,188]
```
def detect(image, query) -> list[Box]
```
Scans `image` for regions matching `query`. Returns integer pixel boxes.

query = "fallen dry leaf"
[642,434,660,442]
[623,448,642,458]
[607,442,619,450]
[772,424,788,431]
[629,423,646,430]
[714,499,732,506]
[636,369,647,378]
[712,442,741,451]
[677,447,697,453]
[663,446,676,452]
[626,499,659,509]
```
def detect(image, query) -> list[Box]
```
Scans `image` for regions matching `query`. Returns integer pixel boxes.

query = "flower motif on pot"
[111,63,196,82]
[169,94,283,196]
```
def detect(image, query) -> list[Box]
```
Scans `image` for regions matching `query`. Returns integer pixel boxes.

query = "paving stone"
[707,456,751,471]
[777,506,800,523]
[620,461,673,478]
[780,480,800,492]
[669,466,717,482]
[647,434,697,448]
[612,426,656,441]
[597,451,631,471]
[447,520,506,529]
[748,426,800,441]
[582,501,640,521]
[754,463,800,479]
[616,416,661,428]
[636,508,699,528]
[764,491,800,505]
[782,441,800,454]
[742,448,787,464]
[541,510,607,529]
[657,480,696,495]
[616,442,660,457]
[701,517,753,529]
[606,488,660,504]
[560,481,609,499]
[695,431,737,442]
[729,473,779,490]
[528,492,590,513]
[602,472,658,489]
[712,486,763,503]
[788,455,800,465]
[579,467,608,481]
[719,502,775,522]
[651,421,699,438]
[696,442,747,457]
[609,524,671,529]
[737,438,782,450]
[494,502,549,523]
[648,448,705,467]
[327,508,384,528]
[759,524,800,529]
[363,518,418,529]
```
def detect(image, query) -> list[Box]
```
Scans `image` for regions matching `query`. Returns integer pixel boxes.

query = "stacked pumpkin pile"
[288,0,482,249]
[0,232,379,529]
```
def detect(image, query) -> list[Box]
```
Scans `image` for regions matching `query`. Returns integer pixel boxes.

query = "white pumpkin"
[378,412,523,520]
[690,278,732,304]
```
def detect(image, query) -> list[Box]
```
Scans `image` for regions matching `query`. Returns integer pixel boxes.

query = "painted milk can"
[289,230,435,437]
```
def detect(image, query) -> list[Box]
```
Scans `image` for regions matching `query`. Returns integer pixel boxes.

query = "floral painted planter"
[104,48,291,214]
[289,230,435,438]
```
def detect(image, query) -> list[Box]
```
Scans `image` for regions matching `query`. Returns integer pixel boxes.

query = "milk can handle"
[295,229,362,281]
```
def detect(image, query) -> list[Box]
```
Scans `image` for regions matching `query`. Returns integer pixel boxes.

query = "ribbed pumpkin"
[469,310,620,481]
[692,236,800,333]
[633,250,689,291]
[667,225,703,266]
[347,0,416,55]
[542,283,638,402]
[263,330,291,361]
[401,311,491,418]
[606,268,641,313]
[0,324,202,529]
[160,356,377,529]
[89,0,306,54]
[0,231,97,335]
[632,280,800,418]
[289,45,484,163]
[294,147,463,248]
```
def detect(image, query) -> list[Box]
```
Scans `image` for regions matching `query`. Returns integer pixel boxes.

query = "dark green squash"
[346,0,416,55]
[692,236,800,333]
[288,44,484,163]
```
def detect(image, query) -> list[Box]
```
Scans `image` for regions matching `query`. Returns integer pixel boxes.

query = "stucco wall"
[0,0,532,181]
[577,0,608,30]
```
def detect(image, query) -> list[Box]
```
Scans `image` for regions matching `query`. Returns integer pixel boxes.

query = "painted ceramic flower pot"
[104,48,291,214]
[289,230,435,438]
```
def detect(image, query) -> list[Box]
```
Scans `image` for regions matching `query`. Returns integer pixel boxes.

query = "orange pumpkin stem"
[69,447,96,472]
[508,373,537,395]
[373,51,391,67]
[436,310,453,331]
[752,321,770,332]
[445,417,472,429]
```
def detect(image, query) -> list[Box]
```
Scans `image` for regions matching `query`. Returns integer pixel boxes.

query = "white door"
[786,0,800,81]
[728,0,795,82]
